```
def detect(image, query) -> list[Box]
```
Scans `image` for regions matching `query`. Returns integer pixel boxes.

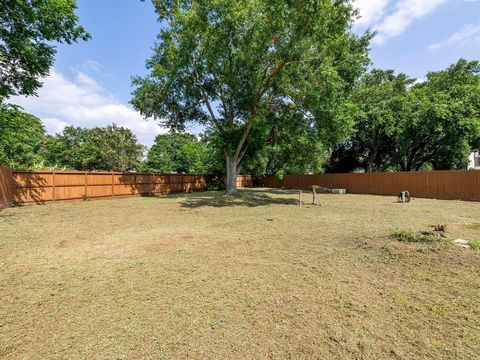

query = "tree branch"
[190,63,225,133]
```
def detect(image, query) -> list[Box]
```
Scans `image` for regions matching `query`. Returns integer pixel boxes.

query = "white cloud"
[42,117,69,134]
[354,0,390,27]
[373,0,448,45]
[75,71,104,92]
[84,60,103,72]
[11,68,166,146]
[428,23,480,50]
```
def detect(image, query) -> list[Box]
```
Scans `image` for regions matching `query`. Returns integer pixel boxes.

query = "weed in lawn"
[467,223,480,231]
[392,229,446,243]
[469,239,480,251]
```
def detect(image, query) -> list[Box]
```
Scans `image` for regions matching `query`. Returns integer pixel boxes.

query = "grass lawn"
[1,189,479,359]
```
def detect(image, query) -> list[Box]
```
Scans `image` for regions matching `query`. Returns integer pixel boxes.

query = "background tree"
[327,59,480,173]
[0,0,90,102]
[327,69,413,172]
[144,133,209,173]
[43,124,145,171]
[132,0,371,194]
[0,104,45,169]
[394,59,480,171]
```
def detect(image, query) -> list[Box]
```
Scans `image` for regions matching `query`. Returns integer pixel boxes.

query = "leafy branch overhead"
[0,0,90,100]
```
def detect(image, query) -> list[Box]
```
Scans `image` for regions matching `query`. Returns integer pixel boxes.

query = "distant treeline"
[1,59,479,176]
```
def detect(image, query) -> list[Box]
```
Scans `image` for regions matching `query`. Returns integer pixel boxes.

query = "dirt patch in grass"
[1,189,479,359]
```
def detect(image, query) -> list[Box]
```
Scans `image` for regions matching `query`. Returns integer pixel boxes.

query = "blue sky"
[11,0,480,146]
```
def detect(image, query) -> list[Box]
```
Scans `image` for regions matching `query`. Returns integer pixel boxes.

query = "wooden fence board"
[6,169,480,205]
[258,171,480,201]
[9,170,213,204]
[0,167,13,208]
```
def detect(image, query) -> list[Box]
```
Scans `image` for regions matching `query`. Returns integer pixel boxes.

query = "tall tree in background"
[394,59,480,171]
[0,0,89,102]
[145,133,209,173]
[328,59,480,173]
[0,104,45,168]
[328,69,413,172]
[132,0,370,194]
[44,125,145,172]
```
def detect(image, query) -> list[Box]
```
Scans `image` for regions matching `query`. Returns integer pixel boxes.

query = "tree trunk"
[225,155,238,195]
[366,144,379,172]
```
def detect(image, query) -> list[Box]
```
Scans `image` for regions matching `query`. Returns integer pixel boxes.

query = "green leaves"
[133,0,370,189]
[144,133,209,174]
[0,0,90,100]
[328,59,480,173]
[43,125,145,172]
[0,105,45,169]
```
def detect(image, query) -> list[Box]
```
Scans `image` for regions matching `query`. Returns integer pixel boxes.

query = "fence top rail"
[278,170,479,177]
[12,170,207,176]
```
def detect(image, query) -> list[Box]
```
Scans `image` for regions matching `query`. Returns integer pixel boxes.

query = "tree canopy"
[0,0,90,101]
[396,59,480,171]
[327,69,414,172]
[328,59,480,173]
[144,133,209,174]
[132,0,371,193]
[0,104,45,169]
[43,124,146,172]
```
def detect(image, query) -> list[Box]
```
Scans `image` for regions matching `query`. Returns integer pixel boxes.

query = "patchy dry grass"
[392,229,447,243]
[1,189,480,359]
[467,223,480,231]
[469,239,480,252]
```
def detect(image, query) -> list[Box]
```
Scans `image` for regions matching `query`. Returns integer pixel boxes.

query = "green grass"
[392,229,445,243]
[469,239,480,251]
[467,223,480,231]
[1,189,480,359]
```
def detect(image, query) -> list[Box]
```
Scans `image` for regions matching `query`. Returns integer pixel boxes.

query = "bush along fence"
[256,171,480,201]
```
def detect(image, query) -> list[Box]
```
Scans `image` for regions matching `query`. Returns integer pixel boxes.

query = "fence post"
[84,172,88,199]
[52,171,56,202]
[112,172,115,197]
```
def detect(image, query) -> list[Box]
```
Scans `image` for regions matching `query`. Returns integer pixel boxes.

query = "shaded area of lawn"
[178,189,300,208]
[1,189,479,359]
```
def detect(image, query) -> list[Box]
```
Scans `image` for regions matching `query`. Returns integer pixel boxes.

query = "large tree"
[328,59,480,173]
[394,59,480,171]
[327,69,414,172]
[145,133,209,173]
[0,0,89,101]
[44,124,145,172]
[0,104,46,169]
[132,0,370,194]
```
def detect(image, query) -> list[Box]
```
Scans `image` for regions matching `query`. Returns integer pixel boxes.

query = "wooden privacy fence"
[11,171,210,204]
[3,169,479,205]
[257,171,480,201]
[236,175,253,188]
[0,167,13,208]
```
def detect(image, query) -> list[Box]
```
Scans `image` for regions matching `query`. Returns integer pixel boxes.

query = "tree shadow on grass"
[177,189,299,208]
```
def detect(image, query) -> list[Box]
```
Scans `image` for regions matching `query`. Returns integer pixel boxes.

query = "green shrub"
[275,169,286,181]
[392,230,442,243]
